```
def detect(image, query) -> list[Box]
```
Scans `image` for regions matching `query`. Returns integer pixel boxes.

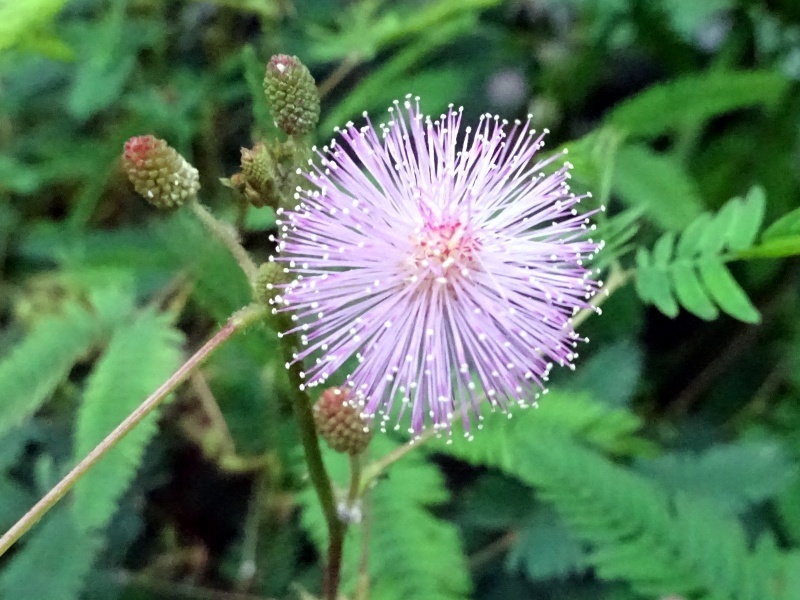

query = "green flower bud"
[314,387,373,455]
[235,140,306,210]
[240,143,276,208]
[263,54,320,137]
[252,259,287,305]
[122,135,199,208]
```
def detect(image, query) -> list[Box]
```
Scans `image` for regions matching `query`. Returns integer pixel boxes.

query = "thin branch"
[347,453,363,508]
[113,569,275,600]
[355,491,373,600]
[360,429,437,493]
[190,371,236,454]
[571,265,632,330]
[317,53,361,99]
[468,530,518,570]
[236,471,265,591]
[0,304,268,558]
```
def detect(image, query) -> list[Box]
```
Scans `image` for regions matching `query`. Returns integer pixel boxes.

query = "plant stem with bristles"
[189,200,258,281]
[279,334,344,600]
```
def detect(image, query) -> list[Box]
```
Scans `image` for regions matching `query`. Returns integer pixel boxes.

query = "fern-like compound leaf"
[72,310,183,533]
[512,431,786,600]
[635,187,764,322]
[0,303,104,437]
[0,508,99,600]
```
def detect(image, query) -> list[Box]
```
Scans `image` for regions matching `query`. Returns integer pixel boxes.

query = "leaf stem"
[347,453,362,507]
[0,304,267,558]
[354,492,372,600]
[360,429,437,493]
[189,200,258,281]
[279,335,344,600]
[317,53,361,99]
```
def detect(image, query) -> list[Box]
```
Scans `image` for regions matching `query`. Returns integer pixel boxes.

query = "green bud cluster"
[122,135,199,208]
[263,54,320,137]
[252,259,286,304]
[230,140,306,210]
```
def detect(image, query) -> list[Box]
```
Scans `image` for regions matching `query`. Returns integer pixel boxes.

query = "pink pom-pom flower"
[275,96,603,436]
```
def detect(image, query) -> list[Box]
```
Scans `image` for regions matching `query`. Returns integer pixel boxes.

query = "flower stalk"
[279,335,345,600]
[188,200,258,281]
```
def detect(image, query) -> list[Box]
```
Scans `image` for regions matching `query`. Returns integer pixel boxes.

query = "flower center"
[407,219,480,284]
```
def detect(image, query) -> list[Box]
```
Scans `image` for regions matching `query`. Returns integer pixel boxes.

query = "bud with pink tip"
[263,54,320,137]
[123,135,199,208]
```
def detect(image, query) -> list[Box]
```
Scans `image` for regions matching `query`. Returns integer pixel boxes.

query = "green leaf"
[0,475,34,532]
[155,212,251,322]
[66,9,164,120]
[507,505,589,581]
[0,508,99,600]
[72,310,183,533]
[635,248,679,317]
[613,143,704,231]
[0,0,69,52]
[676,213,713,257]
[637,440,796,512]
[727,186,766,251]
[320,16,475,132]
[306,0,499,63]
[510,431,783,600]
[697,261,760,323]
[0,304,103,437]
[565,339,644,408]
[15,27,73,61]
[368,442,472,600]
[634,191,764,322]
[606,71,789,139]
[670,263,719,320]
[762,206,800,242]
[431,389,652,471]
[652,231,676,266]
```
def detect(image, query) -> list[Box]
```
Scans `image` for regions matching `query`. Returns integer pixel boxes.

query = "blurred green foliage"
[1,0,800,599]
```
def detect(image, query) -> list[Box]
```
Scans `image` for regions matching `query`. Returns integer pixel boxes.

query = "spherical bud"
[314,387,373,455]
[263,54,320,137]
[123,135,199,208]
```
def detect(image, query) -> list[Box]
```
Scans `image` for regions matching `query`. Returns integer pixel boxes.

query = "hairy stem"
[0,304,267,558]
[189,200,258,281]
[279,336,344,600]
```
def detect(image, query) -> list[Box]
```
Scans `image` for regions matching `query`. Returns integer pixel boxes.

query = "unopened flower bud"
[240,143,276,208]
[123,135,199,208]
[233,140,306,210]
[252,259,287,305]
[314,387,373,455]
[263,55,320,136]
